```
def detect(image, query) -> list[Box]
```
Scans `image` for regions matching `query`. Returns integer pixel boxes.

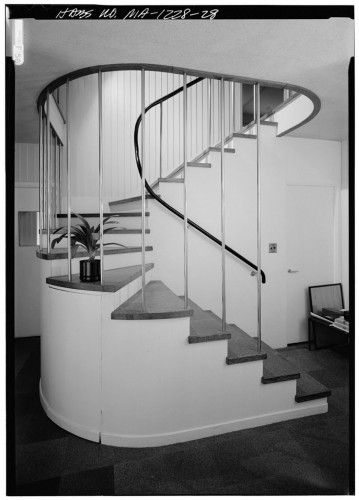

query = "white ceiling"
[13,17,354,143]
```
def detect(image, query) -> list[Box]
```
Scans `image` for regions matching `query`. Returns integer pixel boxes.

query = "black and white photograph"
[6,3,354,496]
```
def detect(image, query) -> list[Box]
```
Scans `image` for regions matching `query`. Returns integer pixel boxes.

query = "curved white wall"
[274,94,314,136]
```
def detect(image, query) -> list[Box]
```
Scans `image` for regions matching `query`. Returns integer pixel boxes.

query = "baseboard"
[39,380,100,443]
[101,401,328,448]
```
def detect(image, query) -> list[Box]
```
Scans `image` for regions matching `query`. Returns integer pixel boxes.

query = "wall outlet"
[269,243,277,253]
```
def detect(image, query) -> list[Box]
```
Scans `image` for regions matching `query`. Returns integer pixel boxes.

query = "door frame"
[285,182,340,344]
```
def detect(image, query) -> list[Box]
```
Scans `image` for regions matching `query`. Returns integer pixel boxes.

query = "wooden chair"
[308,283,347,350]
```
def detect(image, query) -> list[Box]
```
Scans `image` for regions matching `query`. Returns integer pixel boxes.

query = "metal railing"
[36,63,321,352]
[133,70,265,345]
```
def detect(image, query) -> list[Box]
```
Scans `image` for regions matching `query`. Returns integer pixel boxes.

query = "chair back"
[308,283,344,314]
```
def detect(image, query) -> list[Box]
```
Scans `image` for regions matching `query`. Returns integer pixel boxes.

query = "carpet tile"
[12,337,350,495]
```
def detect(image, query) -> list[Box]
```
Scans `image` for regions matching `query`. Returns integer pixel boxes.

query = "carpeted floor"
[12,336,350,495]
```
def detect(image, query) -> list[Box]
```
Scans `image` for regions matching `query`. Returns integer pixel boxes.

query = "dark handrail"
[134,76,266,284]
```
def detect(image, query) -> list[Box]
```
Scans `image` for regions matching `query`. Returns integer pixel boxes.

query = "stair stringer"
[100,312,327,448]
[151,125,288,348]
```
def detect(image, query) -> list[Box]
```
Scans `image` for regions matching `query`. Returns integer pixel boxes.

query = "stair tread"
[295,372,331,402]
[260,342,301,383]
[43,228,150,235]
[226,323,267,363]
[109,194,153,206]
[111,280,193,320]
[187,162,211,168]
[185,301,229,343]
[233,133,257,139]
[159,178,184,183]
[176,298,329,401]
[46,263,154,293]
[36,245,153,260]
[209,147,235,153]
[56,211,150,218]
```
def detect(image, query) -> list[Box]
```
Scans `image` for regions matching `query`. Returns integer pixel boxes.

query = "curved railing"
[134,77,267,283]
[36,63,322,288]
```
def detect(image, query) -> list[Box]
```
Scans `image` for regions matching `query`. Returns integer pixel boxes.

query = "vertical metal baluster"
[228,81,231,136]
[159,102,163,178]
[232,82,235,134]
[141,69,146,310]
[54,136,57,228]
[58,140,61,215]
[98,71,104,285]
[253,85,256,130]
[220,78,226,332]
[207,79,211,150]
[171,73,175,174]
[183,73,188,308]
[38,107,43,249]
[201,80,204,150]
[217,81,220,143]
[256,83,262,352]
[66,80,72,280]
[238,83,243,131]
[46,92,51,253]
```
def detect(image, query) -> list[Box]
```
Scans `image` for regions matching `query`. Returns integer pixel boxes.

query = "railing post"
[183,72,188,308]
[207,78,212,150]
[38,106,43,250]
[159,102,163,178]
[256,82,262,352]
[98,71,104,286]
[238,83,243,131]
[220,78,226,332]
[46,91,51,254]
[66,79,72,280]
[232,82,235,133]
[141,69,146,310]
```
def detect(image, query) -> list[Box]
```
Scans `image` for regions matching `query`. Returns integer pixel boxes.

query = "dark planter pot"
[79,259,101,282]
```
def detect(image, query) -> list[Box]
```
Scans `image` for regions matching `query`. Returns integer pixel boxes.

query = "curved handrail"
[134,77,267,284]
[36,63,321,140]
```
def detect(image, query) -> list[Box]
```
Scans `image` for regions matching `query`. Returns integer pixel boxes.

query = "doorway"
[285,185,335,344]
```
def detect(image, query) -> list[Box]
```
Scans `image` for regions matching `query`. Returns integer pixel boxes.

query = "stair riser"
[49,250,154,276]
[109,200,142,211]
[54,215,149,230]
[45,232,152,248]
[112,270,154,311]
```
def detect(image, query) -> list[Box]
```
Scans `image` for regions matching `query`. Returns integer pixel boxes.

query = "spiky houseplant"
[51,212,126,282]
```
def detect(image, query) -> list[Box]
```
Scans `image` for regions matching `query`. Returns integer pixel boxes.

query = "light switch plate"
[269,243,277,253]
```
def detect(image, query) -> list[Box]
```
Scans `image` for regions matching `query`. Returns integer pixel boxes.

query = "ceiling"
[12,17,354,143]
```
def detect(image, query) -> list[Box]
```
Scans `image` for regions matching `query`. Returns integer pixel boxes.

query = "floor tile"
[62,436,103,474]
[14,476,60,495]
[59,465,114,495]
[15,351,41,395]
[16,408,69,445]
[241,449,339,494]
[13,338,350,495]
[16,437,69,484]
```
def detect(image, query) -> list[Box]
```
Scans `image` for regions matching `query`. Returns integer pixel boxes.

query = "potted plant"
[51,213,126,282]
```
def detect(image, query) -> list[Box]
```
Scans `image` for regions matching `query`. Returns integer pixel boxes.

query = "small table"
[308,312,350,351]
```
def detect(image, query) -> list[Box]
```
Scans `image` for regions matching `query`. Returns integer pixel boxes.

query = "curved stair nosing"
[46,263,154,293]
[111,280,193,320]
[56,211,150,218]
[37,245,153,260]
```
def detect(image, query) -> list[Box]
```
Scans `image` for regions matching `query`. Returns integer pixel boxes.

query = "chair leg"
[313,322,318,350]
[308,318,312,351]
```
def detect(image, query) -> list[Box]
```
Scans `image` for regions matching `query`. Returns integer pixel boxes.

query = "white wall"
[58,71,239,211]
[15,184,41,338]
[15,143,39,183]
[151,126,342,348]
[274,94,314,136]
[341,139,349,305]
[14,143,41,338]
